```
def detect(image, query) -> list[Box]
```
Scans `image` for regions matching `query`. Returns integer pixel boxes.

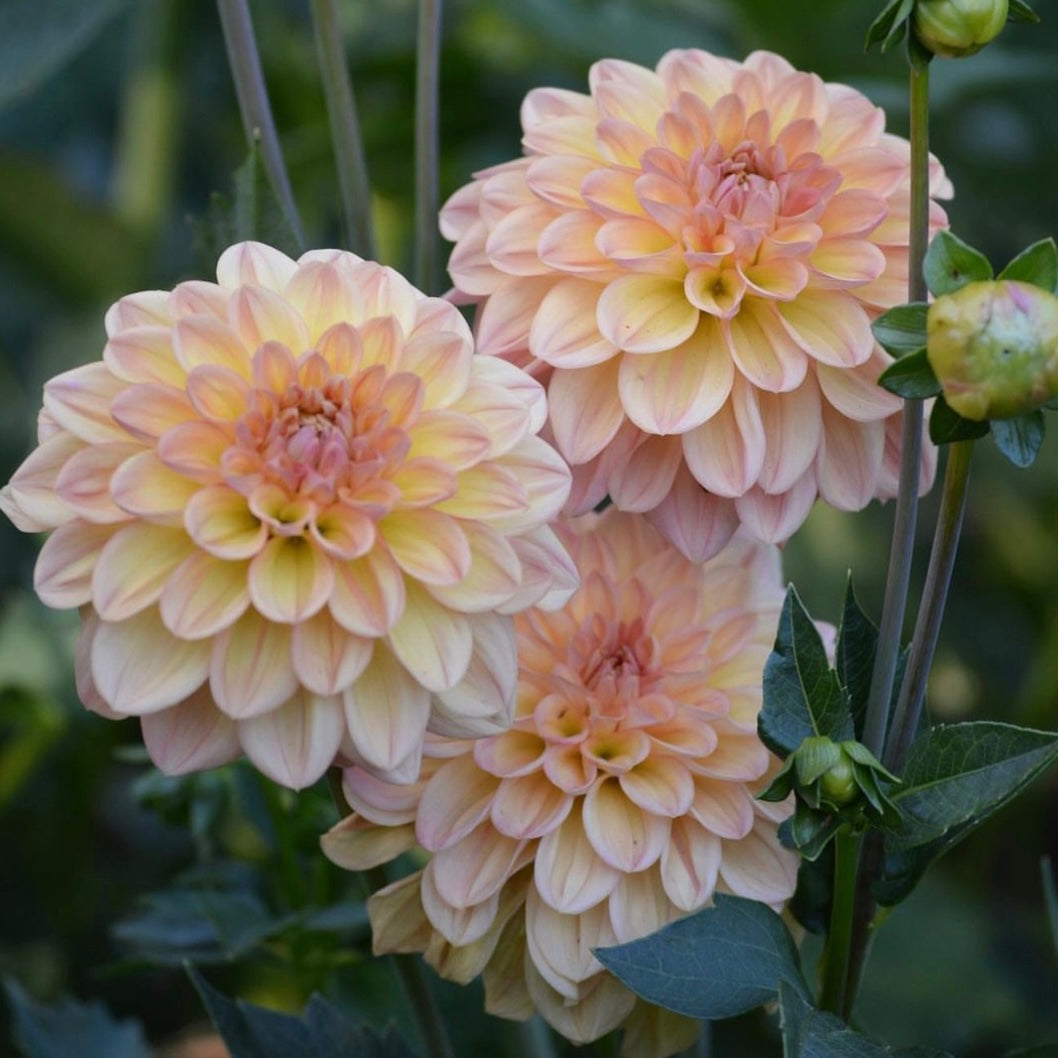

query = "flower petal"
[547,360,625,464]
[92,522,195,621]
[184,484,267,558]
[291,610,373,695]
[159,550,252,638]
[597,275,699,354]
[582,777,669,872]
[209,610,298,718]
[534,804,621,914]
[387,581,472,693]
[379,509,470,586]
[682,378,765,498]
[329,549,406,637]
[416,755,500,849]
[661,816,721,911]
[248,536,334,623]
[140,687,240,775]
[529,278,619,368]
[34,521,116,608]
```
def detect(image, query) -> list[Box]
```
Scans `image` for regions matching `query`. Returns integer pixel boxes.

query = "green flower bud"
[913,0,1009,57]
[927,279,1058,420]
[819,756,857,805]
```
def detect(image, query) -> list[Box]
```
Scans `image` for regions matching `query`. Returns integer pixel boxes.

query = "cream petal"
[356,261,421,335]
[607,868,678,944]
[421,860,502,946]
[597,275,699,354]
[103,325,184,386]
[248,536,334,623]
[379,509,470,586]
[661,816,721,911]
[321,814,417,871]
[173,314,252,376]
[156,422,230,481]
[810,238,887,287]
[475,276,556,357]
[140,687,240,775]
[367,871,434,956]
[184,484,267,558]
[92,523,194,621]
[34,521,115,608]
[387,581,472,693]
[217,241,298,292]
[427,522,522,613]
[329,548,405,636]
[718,825,798,905]
[159,550,251,638]
[817,353,902,422]
[618,316,734,434]
[54,442,140,524]
[436,462,529,522]
[817,408,885,511]
[1,432,83,532]
[607,434,681,514]
[448,375,532,459]
[343,646,431,774]
[282,259,366,341]
[582,778,669,872]
[502,524,580,613]
[168,280,230,322]
[755,378,823,494]
[185,364,251,422]
[528,277,618,369]
[682,379,765,498]
[619,756,694,817]
[291,611,372,695]
[110,450,199,526]
[466,355,548,435]
[526,888,614,994]
[209,610,298,718]
[525,960,633,1045]
[73,610,119,717]
[489,436,572,533]
[538,211,613,274]
[92,609,210,715]
[620,1000,701,1058]
[228,284,310,356]
[42,363,127,444]
[110,383,199,442]
[239,689,344,789]
[415,754,500,849]
[693,732,770,781]
[547,360,625,464]
[485,202,558,276]
[105,289,172,335]
[725,300,808,393]
[534,805,621,914]
[491,774,574,840]
[645,466,739,564]
[690,777,755,838]
[734,473,818,543]
[447,221,503,296]
[341,764,426,825]
[406,410,491,471]
[777,291,874,368]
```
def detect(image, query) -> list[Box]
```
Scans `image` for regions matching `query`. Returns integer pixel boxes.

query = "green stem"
[884,440,974,771]
[415,0,443,292]
[309,0,376,257]
[861,60,931,759]
[818,830,859,1018]
[216,0,305,246]
[326,768,454,1058]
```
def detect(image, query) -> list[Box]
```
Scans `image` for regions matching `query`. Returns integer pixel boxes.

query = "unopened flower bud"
[819,756,857,805]
[927,279,1058,420]
[913,0,1009,57]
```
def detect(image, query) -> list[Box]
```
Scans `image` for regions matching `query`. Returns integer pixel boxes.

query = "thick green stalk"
[884,440,974,770]
[415,0,443,292]
[818,830,860,1018]
[861,60,931,759]
[216,0,305,246]
[326,768,454,1058]
[309,0,376,256]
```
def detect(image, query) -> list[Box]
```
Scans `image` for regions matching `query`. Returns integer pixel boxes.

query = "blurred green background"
[1,0,1057,1055]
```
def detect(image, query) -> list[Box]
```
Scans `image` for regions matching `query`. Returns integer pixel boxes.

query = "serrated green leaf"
[595,895,810,1020]
[836,579,877,739]
[929,395,990,444]
[4,978,151,1058]
[924,231,993,296]
[780,803,844,861]
[879,349,942,400]
[1007,0,1040,23]
[865,0,915,50]
[872,303,929,358]
[877,722,1058,904]
[779,982,953,1057]
[759,588,854,759]
[999,238,1058,291]
[188,966,416,1058]
[992,411,1045,467]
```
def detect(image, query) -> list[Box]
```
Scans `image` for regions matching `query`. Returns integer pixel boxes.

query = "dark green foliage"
[998,238,1058,291]
[924,231,993,297]
[928,395,991,444]
[878,350,942,399]
[872,303,928,359]
[992,411,1046,467]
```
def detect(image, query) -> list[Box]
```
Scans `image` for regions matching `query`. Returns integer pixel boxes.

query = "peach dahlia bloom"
[442,49,950,561]
[0,242,576,789]
[323,510,797,1057]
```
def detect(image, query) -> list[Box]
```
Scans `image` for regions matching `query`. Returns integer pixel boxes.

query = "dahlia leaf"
[188,966,416,1058]
[760,587,854,760]
[836,577,878,738]
[3,977,150,1058]
[1007,0,1041,24]
[779,801,843,861]
[871,302,928,358]
[594,894,810,1020]
[865,0,914,52]
[878,349,941,399]
[991,412,1045,468]
[924,231,993,297]
[999,238,1058,292]
[928,395,990,445]
[876,721,1058,905]
[0,0,129,111]
[778,982,953,1057]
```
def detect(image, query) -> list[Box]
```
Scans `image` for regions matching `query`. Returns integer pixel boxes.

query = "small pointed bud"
[927,279,1058,420]
[819,756,858,805]
[913,0,1009,57]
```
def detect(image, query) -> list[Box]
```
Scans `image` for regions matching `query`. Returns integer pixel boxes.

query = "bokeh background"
[1,0,1057,1055]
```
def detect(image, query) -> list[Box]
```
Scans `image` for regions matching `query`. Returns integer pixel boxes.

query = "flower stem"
[415,0,443,293]
[884,439,974,771]
[326,768,454,1058]
[309,0,376,257]
[216,0,305,246]
[818,829,859,1018]
[861,59,931,759]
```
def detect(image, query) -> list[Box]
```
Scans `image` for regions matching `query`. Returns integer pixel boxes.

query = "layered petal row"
[442,48,950,561]
[323,510,798,1057]
[1,242,577,789]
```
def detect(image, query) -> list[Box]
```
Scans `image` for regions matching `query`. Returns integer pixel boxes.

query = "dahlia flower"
[441,48,950,561]
[1,242,576,789]
[323,509,797,1057]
